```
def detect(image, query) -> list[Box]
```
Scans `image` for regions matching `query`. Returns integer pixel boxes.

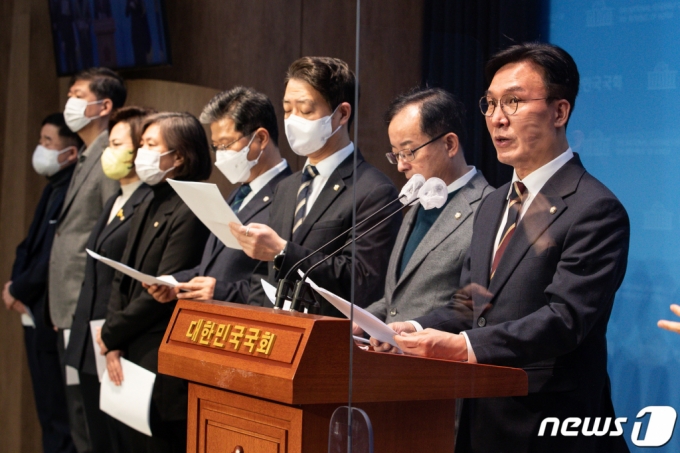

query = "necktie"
[490,181,527,279]
[230,183,252,213]
[292,165,318,235]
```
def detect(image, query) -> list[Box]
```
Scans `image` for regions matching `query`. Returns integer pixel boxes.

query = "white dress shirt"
[239,159,288,211]
[107,180,143,224]
[303,142,354,216]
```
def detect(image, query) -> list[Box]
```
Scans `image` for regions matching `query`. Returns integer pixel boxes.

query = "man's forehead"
[69,80,92,94]
[210,116,240,140]
[487,61,545,94]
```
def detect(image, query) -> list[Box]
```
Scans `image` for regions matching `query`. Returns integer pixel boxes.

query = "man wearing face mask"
[231,57,402,315]
[49,67,125,453]
[2,113,80,453]
[146,87,292,304]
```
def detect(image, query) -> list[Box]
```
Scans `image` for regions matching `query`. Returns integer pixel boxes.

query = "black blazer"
[248,150,402,316]
[101,182,209,422]
[416,155,630,453]
[64,184,152,375]
[10,166,74,349]
[173,165,292,303]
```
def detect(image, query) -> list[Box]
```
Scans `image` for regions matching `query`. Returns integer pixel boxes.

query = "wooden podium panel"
[160,300,528,452]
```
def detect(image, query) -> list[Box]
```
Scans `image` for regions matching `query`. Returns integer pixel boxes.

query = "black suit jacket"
[173,165,292,303]
[10,166,74,350]
[64,184,152,375]
[101,182,209,422]
[248,150,402,316]
[416,154,630,453]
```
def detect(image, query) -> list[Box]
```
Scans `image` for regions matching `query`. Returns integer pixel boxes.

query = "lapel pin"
[153,221,159,227]
[333,184,340,191]
[550,206,557,214]
[116,209,125,221]
[454,212,462,220]
[263,196,270,202]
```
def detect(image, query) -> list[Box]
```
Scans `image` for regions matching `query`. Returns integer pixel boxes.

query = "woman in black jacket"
[98,112,211,453]
[65,106,155,453]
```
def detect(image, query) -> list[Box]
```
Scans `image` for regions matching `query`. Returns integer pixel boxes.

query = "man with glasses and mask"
[49,67,125,453]
[379,43,630,453]
[145,86,291,304]
[231,56,401,316]
[356,87,491,334]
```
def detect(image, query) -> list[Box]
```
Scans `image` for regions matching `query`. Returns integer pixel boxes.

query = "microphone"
[273,174,426,309]
[288,177,448,313]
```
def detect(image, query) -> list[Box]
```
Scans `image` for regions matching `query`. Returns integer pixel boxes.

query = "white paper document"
[89,319,107,382]
[100,358,156,436]
[304,276,400,348]
[86,249,177,288]
[20,305,36,328]
[167,179,242,250]
[63,329,80,385]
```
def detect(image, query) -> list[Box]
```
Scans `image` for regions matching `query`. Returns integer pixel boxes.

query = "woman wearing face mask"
[64,106,155,453]
[97,112,211,453]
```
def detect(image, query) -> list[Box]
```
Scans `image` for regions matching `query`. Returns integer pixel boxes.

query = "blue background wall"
[550,1,680,450]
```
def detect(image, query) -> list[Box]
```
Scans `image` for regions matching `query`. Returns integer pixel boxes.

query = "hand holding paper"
[86,249,177,288]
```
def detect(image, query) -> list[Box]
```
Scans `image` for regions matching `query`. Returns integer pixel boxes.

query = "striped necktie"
[490,181,527,279]
[292,165,318,235]
[230,183,252,213]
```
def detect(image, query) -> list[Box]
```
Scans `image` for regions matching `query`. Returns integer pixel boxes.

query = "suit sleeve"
[9,235,49,307]
[278,181,401,308]
[465,198,630,367]
[172,265,200,284]
[101,208,209,351]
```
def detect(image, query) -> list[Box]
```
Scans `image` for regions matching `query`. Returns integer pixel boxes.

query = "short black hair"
[42,113,84,149]
[141,112,212,182]
[200,86,279,146]
[485,42,580,125]
[286,56,356,129]
[385,87,468,149]
[69,67,127,109]
[109,106,157,152]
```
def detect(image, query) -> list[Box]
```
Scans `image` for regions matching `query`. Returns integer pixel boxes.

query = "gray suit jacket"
[48,131,119,328]
[365,171,492,323]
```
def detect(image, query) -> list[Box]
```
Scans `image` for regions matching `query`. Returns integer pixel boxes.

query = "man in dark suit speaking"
[232,56,401,315]
[380,43,631,452]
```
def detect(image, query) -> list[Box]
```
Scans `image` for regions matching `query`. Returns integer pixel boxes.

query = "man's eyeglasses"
[385,131,448,164]
[210,133,252,153]
[479,94,553,116]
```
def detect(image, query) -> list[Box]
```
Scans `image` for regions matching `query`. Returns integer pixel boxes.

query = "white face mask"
[215,134,262,184]
[284,106,342,156]
[32,145,72,177]
[63,97,103,132]
[134,148,176,186]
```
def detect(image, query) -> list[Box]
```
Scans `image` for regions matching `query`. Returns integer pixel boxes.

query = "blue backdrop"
[550,1,680,450]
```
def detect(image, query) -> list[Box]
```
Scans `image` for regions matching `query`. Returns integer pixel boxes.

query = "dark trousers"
[23,326,77,453]
[109,414,187,453]
[57,329,93,453]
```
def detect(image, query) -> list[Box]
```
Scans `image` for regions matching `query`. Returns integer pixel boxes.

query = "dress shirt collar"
[304,142,355,177]
[508,148,574,199]
[447,166,477,194]
[248,159,288,195]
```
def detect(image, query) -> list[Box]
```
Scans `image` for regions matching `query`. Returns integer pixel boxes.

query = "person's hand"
[144,282,180,303]
[11,301,28,315]
[96,327,109,355]
[658,304,680,334]
[352,323,364,336]
[3,281,16,310]
[393,328,468,361]
[370,321,416,353]
[106,350,124,386]
[175,277,217,300]
[228,222,287,262]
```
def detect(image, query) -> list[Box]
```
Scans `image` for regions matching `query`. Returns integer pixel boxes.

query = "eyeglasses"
[479,94,553,116]
[385,131,448,164]
[210,133,252,153]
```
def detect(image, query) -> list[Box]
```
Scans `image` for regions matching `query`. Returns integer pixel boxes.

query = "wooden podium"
[159,300,527,452]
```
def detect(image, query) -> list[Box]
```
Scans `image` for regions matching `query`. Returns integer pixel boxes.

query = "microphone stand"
[289,199,417,313]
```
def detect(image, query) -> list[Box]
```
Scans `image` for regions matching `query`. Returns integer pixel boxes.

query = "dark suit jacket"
[173,165,292,303]
[64,184,153,375]
[101,182,209,422]
[248,150,402,316]
[10,166,74,350]
[416,154,630,453]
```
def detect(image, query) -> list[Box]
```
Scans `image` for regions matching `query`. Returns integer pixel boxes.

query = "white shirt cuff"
[406,320,424,332]
[461,331,477,363]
